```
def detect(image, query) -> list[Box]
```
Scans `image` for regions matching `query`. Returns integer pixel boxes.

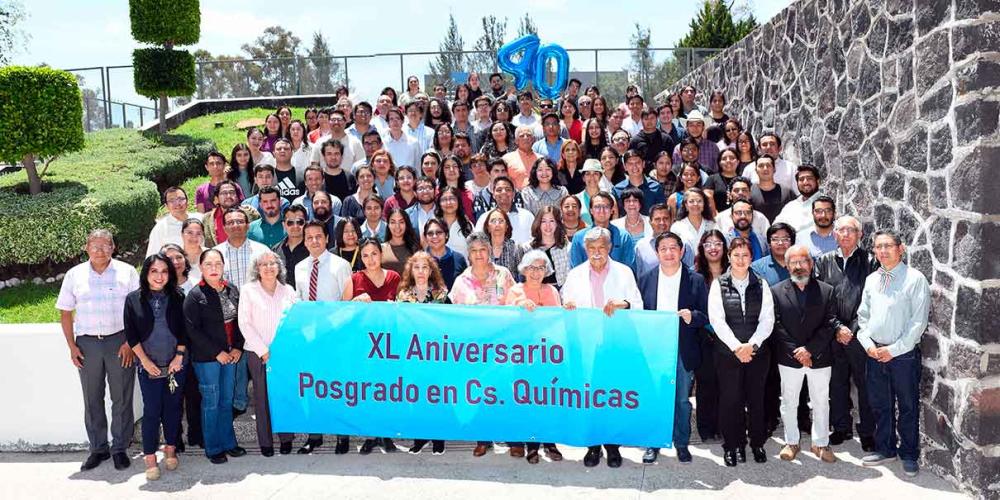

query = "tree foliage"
[133,48,197,98]
[469,15,507,75]
[516,13,538,38]
[429,14,466,89]
[677,0,758,49]
[129,0,200,46]
[0,0,30,66]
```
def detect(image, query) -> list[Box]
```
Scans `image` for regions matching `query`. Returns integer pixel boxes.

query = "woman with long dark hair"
[246,128,275,168]
[276,106,293,138]
[430,122,454,158]
[382,166,418,218]
[559,194,587,240]
[522,205,570,288]
[227,144,255,197]
[693,230,729,443]
[481,121,515,158]
[521,157,568,215]
[381,208,421,275]
[422,218,468,289]
[704,148,740,214]
[736,131,759,171]
[261,113,282,152]
[435,186,473,257]
[334,218,364,271]
[482,208,523,279]
[666,163,705,222]
[581,118,608,160]
[437,155,474,217]
[125,254,188,481]
[670,187,717,251]
[560,98,583,143]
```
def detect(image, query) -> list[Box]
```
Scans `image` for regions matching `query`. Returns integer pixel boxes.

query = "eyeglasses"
[285,219,306,226]
[813,208,834,214]
[524,265,547,272]
[224,220,247,227]
[166,197,187,205]
[87,244,113,252]
[425,230,445,237]
[258,261,281,268]
[591,205,612,211]
[770,237,792,244]
[701,241,724,249]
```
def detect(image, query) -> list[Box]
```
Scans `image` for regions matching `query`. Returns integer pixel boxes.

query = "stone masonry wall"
[673,0,1000,497]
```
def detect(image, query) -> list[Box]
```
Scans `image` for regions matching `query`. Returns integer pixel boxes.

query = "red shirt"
[568,119,583,144]
[352,270,401,302]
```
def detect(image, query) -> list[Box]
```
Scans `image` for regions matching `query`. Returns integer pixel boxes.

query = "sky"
[10,0,793,106]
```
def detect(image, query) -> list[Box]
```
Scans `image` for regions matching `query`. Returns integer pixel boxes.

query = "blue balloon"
[497,34,540,91]
[533,43,571,100]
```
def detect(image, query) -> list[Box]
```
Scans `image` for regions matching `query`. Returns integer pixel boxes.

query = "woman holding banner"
[238,251,298,457]
[503,250,565,464]
[449,232,517,458]
[397,251,450,455]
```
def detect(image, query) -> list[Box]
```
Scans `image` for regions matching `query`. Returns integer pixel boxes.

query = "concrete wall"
[672,0,999,496]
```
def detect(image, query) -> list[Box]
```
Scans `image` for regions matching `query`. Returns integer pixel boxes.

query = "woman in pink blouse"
[237,251,298,457]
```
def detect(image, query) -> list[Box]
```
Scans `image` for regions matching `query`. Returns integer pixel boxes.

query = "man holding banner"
[561,226,644,468]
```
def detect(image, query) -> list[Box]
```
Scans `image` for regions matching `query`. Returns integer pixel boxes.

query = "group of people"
[57,74,930,482]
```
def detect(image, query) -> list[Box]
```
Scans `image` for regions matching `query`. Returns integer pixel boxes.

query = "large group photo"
[0,0,996,499]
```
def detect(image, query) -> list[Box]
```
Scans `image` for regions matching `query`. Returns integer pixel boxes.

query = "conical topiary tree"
[130,0,201,133]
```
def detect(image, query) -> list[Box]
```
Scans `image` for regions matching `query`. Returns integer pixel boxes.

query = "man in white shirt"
[147,186,199,256]
[293,220,354,454]
[56,228,140,472]
[561,226,643,468]
[620,94,645,137]
[740,133,799,194]
[371,94,392,133]
[513,90,542,138]
[214,208,269,290]
[406,178,437,232]
[473,176,534,244]
[775,165,823,233]
[404,101,434,156]
[381,108,420,169]
[309,109,365,171]
[346,101,376,142]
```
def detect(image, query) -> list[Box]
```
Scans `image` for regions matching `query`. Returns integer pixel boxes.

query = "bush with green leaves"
[0,129,214,268]
[133,48,197,98]
[129,0,201,45]
[0,66,84,164]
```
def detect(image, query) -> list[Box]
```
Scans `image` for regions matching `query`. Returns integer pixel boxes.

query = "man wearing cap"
[671,110,721,174]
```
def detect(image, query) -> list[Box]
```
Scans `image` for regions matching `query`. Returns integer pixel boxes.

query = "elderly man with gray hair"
[56,228,141,472]
[561,226,643,468]
[814,215,879,452]
[770,244,840,464]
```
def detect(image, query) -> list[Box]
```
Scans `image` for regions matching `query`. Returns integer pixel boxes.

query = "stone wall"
[673,0,999,497]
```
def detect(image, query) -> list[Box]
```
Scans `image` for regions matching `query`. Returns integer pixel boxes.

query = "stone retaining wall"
[673,0,999,497]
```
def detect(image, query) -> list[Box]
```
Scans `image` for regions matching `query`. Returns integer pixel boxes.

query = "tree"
[0,0,29,65]
[75,75,107,132]
[130,0,200,134]
[241,26,302,96]
[629,24,656,100]
[429,14,466,89]
[302,31,341,95]
[469,15,507,75]
[677,0,758,49]
[0,66,84,195]
[516,13,538,38]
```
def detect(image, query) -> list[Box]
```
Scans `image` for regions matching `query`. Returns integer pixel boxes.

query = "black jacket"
[638,265,709,371]
[629,129,675,170]
[123,288,187,349]
[771,278,840,368]
[813,248,878,333]
[183,281,244,362]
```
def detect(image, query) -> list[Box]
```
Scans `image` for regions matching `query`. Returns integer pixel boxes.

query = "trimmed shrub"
[133,48,197,98]
[0,66,84,163]
[129,0,201,46]
[0,129,215,268]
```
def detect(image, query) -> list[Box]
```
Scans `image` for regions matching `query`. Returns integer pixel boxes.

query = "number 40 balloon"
[496,34,570,100]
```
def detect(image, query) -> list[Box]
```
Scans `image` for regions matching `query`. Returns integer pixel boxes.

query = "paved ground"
[0,437,967,499]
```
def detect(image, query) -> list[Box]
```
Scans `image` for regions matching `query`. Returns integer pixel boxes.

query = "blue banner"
[267,301,679,448]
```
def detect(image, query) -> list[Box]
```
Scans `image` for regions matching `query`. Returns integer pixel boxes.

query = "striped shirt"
[214,239,270,290]
[237,280,298,357]
[55,259,139,336]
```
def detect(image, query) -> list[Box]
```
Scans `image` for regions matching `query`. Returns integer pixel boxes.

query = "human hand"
[563,301,576,311]
[520,299,537,312]
[69,343,85,368]
[230,349,242,363]
[216,351,232,364]
[168,355,184,374]
[352,293,372,303]
[677,309,692,324]
[142,358,162,377]
[261,352,270,363]
[118,343,135,368]
[603,299,627,317]
[836,326,853,345]
[876,347,894,363]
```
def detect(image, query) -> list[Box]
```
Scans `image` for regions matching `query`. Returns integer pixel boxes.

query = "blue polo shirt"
[248,216,286,248]
[569,224,636,269]
[751,255,790,286]
[612,178,667,216]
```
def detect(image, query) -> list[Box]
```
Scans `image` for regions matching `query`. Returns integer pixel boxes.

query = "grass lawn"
[0,282,61,323]
[173,107,307,157]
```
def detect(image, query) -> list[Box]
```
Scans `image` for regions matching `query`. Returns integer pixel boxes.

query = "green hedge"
[129,0,201,46]
[0,129,214,267]
[133,48,197,98]
[0,66,84,163]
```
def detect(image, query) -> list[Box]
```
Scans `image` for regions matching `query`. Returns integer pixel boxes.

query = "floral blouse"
[397,286,449,304]
[447,265,516,306]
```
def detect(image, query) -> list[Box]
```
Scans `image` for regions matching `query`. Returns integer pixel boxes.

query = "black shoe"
[830,430,853,446]
[724,449,738,467]
[80,452,110,471]
[677,446,692,463]
[642,447,659,464]
[298,438,322,454]
[359,439,377,455]
[112,452,130,470]
[736,447,747,463]
[861,436,876,452]
[209,453,228,464]
[335,437,350,455]
[280,442,293,455]
[226,446,246,458]
[176,441,186,453]
[261,447,274,457]
[232,408,246,420]
[752,446,767,463]
[583,447,601,467]
[432,440,445,455]
[409,439,428,454]
[381,438,399,453]
[188,438,204,449]
[606,448,622,468]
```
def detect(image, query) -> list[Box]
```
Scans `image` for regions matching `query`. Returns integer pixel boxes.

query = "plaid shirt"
[55,259,139,336]
[521,242,571,288]
[214,239,269,290]
[672,137,721,174]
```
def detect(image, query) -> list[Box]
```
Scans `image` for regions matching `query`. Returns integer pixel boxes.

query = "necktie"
[878,267,892,293]
[308,259,319,301]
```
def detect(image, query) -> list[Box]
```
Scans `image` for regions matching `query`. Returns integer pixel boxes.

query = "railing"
[62,47,723,130]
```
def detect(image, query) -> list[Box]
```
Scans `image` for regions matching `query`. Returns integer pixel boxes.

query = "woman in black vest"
[706,237,775,467]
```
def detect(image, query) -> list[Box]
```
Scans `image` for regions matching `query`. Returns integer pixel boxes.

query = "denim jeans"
[866,348,921,461]
[193,361,238,457]
[138,365,186,455]
[232,353,249,412]
[673,356,695,448]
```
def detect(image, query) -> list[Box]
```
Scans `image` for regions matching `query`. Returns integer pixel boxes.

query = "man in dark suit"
[772,245,840,464]
[637,232,709,464]
[814,215,878,452]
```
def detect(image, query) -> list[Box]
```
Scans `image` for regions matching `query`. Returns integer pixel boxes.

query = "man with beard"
[798,196,838,257]
[247,186,286,248]
[724,200,768,261]
[814,216,878,452]
[299,165,342,219]
[749,155,796,224]
[406,178,437,232]
[241,165,288,217]
[317,141,356,203]
[716,177,768,242]
[772,245,839,463]
[206,180,258,247]
[775,165,823,233]
[310,110,365,171]
[272,139,303,204]
[488,72,510,104]
[311,190,342,248]
[352,130,383,173]
[453,132,473,175]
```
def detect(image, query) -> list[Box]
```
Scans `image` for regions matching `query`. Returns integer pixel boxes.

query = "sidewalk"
[0,437,967,499]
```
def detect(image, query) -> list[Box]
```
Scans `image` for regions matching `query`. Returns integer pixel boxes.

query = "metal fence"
[63,47,723,131]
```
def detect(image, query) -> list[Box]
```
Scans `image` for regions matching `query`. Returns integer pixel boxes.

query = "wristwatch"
[751,343,760,354]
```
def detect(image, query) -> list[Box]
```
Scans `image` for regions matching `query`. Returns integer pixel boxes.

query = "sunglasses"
[285,219,306,226]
